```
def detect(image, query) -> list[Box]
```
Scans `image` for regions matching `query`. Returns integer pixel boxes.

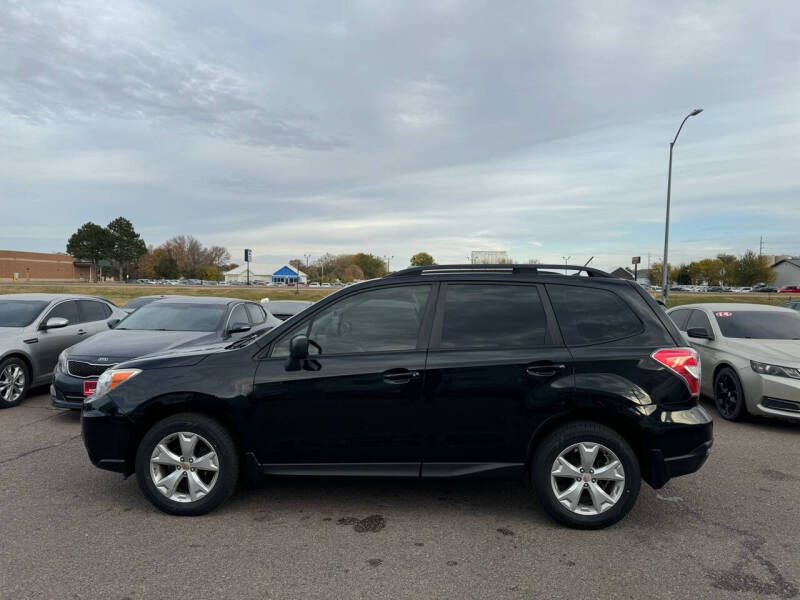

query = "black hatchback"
[81,265,712,529]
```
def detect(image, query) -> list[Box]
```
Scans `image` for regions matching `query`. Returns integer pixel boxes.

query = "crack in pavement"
[0,434,82,467]
[660,492,798,599]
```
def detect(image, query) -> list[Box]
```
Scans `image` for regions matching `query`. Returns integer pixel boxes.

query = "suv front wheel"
[532,421,640,529]
[135,413,239,516]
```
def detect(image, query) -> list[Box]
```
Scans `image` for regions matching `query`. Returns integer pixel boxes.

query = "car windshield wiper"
[226,329,268,349]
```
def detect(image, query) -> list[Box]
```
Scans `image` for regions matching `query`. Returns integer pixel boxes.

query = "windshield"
[0,300,48,327]
[116,303,226,332]
[714,310,800,340]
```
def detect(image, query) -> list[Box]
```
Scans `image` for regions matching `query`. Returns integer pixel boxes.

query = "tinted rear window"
[440,284,548,349]
[0,300,48,327]
[548,284,643,345]
[668,309,691,330]
[714,310,800,340]
[123,297,161,310]
[117,303,226,332]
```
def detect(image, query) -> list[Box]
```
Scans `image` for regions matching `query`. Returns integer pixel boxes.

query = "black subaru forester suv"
[82,265,712,529]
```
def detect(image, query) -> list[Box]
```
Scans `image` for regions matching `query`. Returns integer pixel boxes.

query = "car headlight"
[751,361,800,380]
[90,368,142,401]
[57,350,69,373]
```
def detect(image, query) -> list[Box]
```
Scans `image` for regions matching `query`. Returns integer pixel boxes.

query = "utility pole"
[759,235,764,258]
[384,255,394,274]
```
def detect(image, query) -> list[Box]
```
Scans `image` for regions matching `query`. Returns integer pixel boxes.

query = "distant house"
[771,258,800,287]
[224,263,308,284]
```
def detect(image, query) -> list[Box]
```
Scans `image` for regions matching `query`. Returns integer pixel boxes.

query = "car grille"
[67,361,116,378]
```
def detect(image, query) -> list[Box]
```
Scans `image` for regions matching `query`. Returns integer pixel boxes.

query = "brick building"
[0,250,91,282]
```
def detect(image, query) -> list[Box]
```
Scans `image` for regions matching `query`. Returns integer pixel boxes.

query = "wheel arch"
[0,352,34,381]
[524,409,646,477]
[124,392,246,475]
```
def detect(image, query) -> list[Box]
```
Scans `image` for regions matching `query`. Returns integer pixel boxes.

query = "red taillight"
[652,347,700,396]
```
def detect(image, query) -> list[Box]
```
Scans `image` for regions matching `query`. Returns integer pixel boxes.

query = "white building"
[771,258,800,287]
[224,263,308,284]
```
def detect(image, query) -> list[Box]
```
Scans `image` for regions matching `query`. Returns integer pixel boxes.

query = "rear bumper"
[644,405,713,489]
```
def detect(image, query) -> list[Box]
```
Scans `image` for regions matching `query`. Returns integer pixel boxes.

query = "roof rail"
[387,264,612,278]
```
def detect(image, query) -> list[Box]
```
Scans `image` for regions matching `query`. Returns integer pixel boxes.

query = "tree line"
[650,250,776,287]
[66,219,233,281]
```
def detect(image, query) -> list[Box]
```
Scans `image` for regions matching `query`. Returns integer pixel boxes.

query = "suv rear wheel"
[532,421,640,529]
[135,413,239,516]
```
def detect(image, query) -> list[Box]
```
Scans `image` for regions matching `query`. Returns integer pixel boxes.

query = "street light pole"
[662,108,703,303]
[561,256,571,275]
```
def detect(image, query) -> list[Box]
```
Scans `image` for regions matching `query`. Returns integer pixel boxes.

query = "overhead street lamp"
[662,108,703,303]
[561,256,571,275]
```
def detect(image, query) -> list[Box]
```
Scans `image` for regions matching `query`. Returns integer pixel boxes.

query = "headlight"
[751,361,800,380]
[57,351,69,373]
[90,368,142,400]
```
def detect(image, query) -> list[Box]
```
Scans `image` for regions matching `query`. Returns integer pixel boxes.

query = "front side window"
[45,301,80,325]
[228,305,249,327]
[714,310,800,340]
[548,284,643,346]
[245,303,266,325]
[271,285,431,357]
[0,300,48,327]
[439,284,548,349]
[686,310,713,333]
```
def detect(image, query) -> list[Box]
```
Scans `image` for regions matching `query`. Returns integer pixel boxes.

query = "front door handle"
[383,369,421,384]
[77,329,87,336]
[526,363,566,377]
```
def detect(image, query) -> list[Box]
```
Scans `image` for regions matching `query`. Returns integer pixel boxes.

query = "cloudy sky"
[1,0,798,271]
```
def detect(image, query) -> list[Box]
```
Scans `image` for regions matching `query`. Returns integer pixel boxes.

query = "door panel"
[252,351,426,466]
[422,347,574,465]
[35,301,85,379]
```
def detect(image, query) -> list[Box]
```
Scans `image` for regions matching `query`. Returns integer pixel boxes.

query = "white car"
[667,303,800,421]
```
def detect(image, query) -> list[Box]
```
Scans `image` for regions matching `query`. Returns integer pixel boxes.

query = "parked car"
[81,264,711,528]
[121,295,193,314]
[667,303,800,421]
[778,285,800,294]
[52,297,281,409]
[753,285,778,293]
[259,299,314,321]
[0,294,126,407]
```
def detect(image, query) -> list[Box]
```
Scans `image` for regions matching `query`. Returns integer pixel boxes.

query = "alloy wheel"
[0,364,25,404]
[715,373,739,418]
[149,432,220,503]
[550,442,626,515]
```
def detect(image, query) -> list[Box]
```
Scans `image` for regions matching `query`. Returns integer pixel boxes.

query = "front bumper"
[746,371,800,421]
[81,401,135,475]
[51,370,94,410]
[644,404,714,489]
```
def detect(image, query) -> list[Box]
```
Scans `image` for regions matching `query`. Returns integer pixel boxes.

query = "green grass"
[0,283,336,306]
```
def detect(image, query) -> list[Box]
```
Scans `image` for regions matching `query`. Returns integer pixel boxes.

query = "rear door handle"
[383,369,421,384]
[526,363,566,377]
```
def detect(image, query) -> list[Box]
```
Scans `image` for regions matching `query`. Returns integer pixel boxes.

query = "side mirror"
[289,335,309,359]
[687,327,713,340]
[107,318,121,329]
[228,322,251,335]
[43,317,69,330]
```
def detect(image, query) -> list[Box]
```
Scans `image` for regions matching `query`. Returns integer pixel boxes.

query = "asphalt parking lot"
[1,392,799,600]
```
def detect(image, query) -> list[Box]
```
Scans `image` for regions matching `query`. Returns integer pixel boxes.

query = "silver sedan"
[667,303,800,421]
[0,294,127,407]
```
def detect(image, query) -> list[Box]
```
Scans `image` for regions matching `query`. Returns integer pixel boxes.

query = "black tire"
[135,413,239,516]
[714,367,746,421]
[532,421,641,529]
[0,357,30,408]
